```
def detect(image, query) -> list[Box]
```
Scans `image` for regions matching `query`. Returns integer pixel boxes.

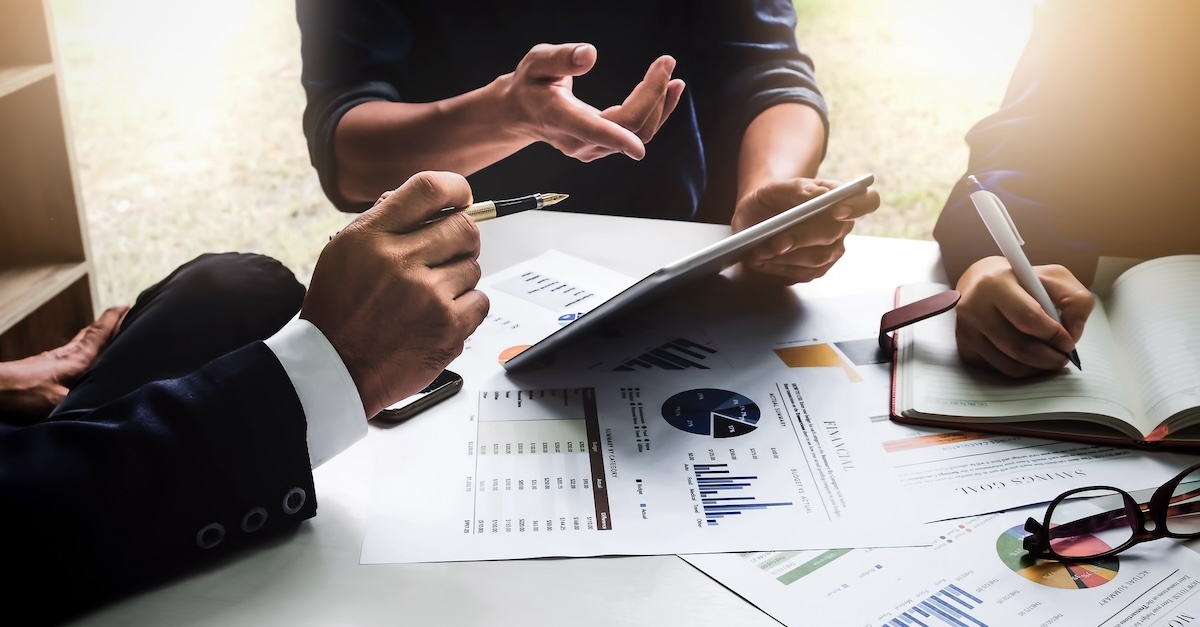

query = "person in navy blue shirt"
[297,0,880,285]
[933,0,1200,377]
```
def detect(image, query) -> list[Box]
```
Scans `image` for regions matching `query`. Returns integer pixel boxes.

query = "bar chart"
[614,336,719,370]
[694,463,793,526]
[887,584,988,627]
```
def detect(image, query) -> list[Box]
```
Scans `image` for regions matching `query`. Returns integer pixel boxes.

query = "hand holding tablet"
[502,173,876,371]
[734,176,882,284]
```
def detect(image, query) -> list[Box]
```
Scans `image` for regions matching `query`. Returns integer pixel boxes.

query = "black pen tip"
[1067,349,1082,371]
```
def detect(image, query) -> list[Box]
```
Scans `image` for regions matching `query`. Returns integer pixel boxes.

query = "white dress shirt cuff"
[264,318,368,469]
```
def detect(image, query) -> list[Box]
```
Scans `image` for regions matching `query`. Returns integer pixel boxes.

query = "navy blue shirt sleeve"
[689,0,829,163]
[297,0,411,212]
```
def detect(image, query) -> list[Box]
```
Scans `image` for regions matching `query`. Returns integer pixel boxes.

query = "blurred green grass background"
[50,0,1035,309]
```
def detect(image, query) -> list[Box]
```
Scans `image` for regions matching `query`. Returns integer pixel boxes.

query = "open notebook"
[891,255,1200,450]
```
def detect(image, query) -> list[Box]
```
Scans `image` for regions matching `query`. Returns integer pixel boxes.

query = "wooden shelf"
[0,62,53,99]
[0,0,96,359]
[0,261,89,336]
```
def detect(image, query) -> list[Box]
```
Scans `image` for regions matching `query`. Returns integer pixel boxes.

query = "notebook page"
[1105,255,1200,430]
[902,284,1145,435]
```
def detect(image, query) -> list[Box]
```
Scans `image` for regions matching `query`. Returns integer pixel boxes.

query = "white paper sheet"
[360,252,935,562]
[855,361,1194,522]
[360,251,1193,563]
[684,503,1200,627]
[361,366,926,563]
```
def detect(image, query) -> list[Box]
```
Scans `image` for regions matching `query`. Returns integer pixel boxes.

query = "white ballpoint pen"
[967,175,1082,370]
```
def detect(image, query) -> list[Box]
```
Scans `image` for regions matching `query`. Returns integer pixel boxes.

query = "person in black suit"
[0,171,489,624]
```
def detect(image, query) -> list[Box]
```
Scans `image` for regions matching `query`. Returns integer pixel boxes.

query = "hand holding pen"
[951,175,1095,378]
[423,192,568,224]
[334,191,568,240]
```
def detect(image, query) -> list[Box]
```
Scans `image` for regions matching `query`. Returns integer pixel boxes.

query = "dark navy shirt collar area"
[297,0,827,220]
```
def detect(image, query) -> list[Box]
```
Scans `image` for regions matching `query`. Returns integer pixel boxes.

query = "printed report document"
[892,255,1200,450]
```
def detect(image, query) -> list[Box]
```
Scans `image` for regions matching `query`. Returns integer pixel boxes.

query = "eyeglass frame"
[1022,461,1200,561]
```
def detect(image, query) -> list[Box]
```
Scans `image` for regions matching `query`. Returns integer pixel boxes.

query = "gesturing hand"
[302,171,490,418]
[502,43,685,163]
[953,256,1094,378]
[732,178,880,285]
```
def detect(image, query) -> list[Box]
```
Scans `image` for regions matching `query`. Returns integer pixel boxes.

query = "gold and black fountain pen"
[332,193,567,241]
[425,192,569,224]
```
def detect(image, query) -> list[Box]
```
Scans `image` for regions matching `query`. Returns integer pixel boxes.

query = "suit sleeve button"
[241,507,268,533]
[282,487,306,515]
[196,523,225,549]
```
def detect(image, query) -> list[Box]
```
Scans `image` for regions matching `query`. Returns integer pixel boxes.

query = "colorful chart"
[995,524,1119,589]
[773,344,862,382]
[497,345,530,365]
[662,389,759,438]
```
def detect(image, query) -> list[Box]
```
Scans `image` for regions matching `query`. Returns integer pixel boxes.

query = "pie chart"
[995,523,1120,589]
[661,388,759,438]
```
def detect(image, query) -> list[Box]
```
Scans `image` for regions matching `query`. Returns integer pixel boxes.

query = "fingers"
[521,43,597,80]
[763,215,853,258]
[432,255,485,300]
[67,305,129,356]
[748,252,842,285]
[558,106,647,160]
[956,324,1048,379]
[954,258,1088,376]
[733,179,830,232]
[1038,265,1095,341]
[976,301,1073,371]
[831,188,881,221]
[360,171,473,234]
[404,211,483,269]
[455,288,491,335]
[603,56,678,142]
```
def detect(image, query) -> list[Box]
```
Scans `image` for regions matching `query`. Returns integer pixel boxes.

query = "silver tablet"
[502,173,875,371]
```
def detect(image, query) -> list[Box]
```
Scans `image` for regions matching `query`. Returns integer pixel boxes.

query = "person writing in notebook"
[933,0,1200,378]
[0,172,487,622]
[296,0,880,285]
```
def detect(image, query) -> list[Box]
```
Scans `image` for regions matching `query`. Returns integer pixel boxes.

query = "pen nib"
[540,193,569,208]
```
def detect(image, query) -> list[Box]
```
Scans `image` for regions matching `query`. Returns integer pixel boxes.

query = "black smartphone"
[374,369,464,424]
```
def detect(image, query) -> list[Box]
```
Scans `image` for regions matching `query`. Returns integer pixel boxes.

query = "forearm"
[334,76,532,204]
[736,103,826,201]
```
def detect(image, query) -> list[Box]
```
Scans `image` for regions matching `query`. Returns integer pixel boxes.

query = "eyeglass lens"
[1166,469,1200,535]
[1047,488,1133,558]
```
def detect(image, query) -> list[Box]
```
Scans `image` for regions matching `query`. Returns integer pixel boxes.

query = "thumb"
[522,43,596,79]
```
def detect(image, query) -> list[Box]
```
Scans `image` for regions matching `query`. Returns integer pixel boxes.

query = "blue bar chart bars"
[694,463,792,526]
[887,584,987,627]
[615,337,718,370]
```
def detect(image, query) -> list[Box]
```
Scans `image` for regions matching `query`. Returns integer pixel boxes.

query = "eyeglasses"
[1022,462,1200,561]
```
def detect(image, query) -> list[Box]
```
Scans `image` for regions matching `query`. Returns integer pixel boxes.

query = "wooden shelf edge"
[0,63,55,99]
[0,261,89,335]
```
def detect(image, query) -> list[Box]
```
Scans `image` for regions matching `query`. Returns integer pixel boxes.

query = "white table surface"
[74,211,943,626]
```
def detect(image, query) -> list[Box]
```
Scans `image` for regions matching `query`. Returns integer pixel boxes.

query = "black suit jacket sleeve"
[1,342,317,624]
